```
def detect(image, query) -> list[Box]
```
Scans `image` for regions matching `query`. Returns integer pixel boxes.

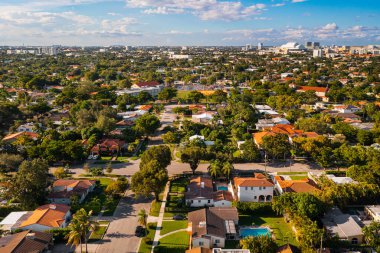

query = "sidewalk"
[151,182,170,253]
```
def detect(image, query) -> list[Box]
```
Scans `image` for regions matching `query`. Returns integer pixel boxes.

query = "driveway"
[93,191,152,253]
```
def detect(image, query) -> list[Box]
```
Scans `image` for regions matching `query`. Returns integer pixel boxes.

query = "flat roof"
[0,212,29,226]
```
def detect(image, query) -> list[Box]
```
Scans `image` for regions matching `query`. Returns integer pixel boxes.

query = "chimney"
[49,204,56,210]
[201,182,205,188]
[26,232,36,240]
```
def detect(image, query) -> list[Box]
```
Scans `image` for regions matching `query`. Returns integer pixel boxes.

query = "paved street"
[93,191,152,253]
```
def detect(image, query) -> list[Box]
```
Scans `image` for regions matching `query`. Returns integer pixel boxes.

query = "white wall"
[214,200,232,207]
[187,198,213,207]
[238,186,273,202]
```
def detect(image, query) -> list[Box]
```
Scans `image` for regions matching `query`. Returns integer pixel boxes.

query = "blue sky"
[0,0,379,46]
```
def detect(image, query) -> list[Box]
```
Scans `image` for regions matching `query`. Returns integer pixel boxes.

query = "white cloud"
[291,0,307,3]
[272,3,285,7]
[126,0,266,21]
[322,22,338,31]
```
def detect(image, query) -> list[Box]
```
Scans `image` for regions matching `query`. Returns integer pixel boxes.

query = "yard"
[138,223,157,253]
[239,214,298,247]
[155,231,190,253]
[164,177,190,219]
[88,221,110,241]
[76,177,120,216]
[160,221,188,236]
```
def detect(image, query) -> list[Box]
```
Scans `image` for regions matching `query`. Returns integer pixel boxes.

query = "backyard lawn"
[138,223,157,253]
[88,221,109,241]
[289,175,308,180]
[239,214,298,247]
[160,221,188,236]
[156,231,189,253]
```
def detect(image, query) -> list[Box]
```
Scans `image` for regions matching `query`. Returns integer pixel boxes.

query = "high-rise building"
[313,49,323,58]
[306,42,320,49]
[258,42,263,50]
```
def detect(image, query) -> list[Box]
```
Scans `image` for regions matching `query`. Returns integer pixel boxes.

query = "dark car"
[135,226,145,237]
[173,214,185,220]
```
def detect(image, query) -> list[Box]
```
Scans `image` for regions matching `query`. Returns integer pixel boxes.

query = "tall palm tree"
[71,208,98,253]
[222,161,234,180]
[208,160,222,179]
[138,209,148,236]
[66,219,83,253]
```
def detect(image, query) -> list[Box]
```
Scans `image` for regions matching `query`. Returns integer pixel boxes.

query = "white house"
[365,205,380,222]
[188,207,239,249]
[16,123,37,133]
[333,104,361,114]
[233,173,274,202]
[48,179,96,205]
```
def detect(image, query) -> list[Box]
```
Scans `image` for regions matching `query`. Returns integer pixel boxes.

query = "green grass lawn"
[170,178,188,193]
[160,221,188,236]
[176,90,191,99]
[156,231,189,253]
[289,175,308,180]
[138,223,157,253]
[89,224,109,241]
[150,200,162,217]
[239,214,298,247]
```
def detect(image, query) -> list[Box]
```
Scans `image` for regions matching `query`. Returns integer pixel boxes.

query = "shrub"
[49,228,71,243]
[234,202,273,215]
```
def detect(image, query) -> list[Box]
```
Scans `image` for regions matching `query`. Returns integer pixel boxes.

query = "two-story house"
[233,173,274,202]
[48,179,96,205]
[188,207,239,249]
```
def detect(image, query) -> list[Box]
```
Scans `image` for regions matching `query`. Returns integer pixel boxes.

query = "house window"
[352,238,358,245]
[254,196,257,199]
[208,200,211,203]
[199,241,204,246]
[259,187,262,190]
[251,187,253,190]
[215,239,220,243]
[245,187,248,190]
[198,200,201,203]
[263,187,266,190]
[191,200,193,203]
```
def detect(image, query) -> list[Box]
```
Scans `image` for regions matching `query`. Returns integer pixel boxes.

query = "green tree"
[240,140,261,162]
[66,219,83,253]
[158,87,177,101]
[187,90,205,103]
[134,113,160,137]
[357,130,373,145]
[208,160,222,178]
[162,131,180,144]
[222,161,234,180]
[363,221,380,252]
[131,160,168,200]
[53,167,68,179]
[240,236,277,253]
[262,134,291,160]
[140,145,172,168]
[180,146,205,174]
[0,153,23,173]
[9,158,49,209]
[70,208,98,253]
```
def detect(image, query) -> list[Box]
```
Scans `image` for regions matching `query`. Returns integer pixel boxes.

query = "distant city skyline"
[0,0,379,46]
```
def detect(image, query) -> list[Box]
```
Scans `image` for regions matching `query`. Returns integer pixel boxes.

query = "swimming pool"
[217,186,228,191]
[240,228,271,238]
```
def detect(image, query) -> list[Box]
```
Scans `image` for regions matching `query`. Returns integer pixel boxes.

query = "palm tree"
[208,160,222,178]
[71,208,98,253]
[66,219,83,253]
[138,209,148,236]
[221,161,234,180]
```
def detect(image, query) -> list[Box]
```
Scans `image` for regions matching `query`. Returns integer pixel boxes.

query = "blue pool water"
[240,228,271,238]
[217,186,228,191]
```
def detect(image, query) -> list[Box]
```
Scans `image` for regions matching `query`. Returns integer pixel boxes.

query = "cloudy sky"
[0,0,379,46]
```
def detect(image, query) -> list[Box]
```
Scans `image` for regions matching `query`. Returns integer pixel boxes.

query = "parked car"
[173,214,186,220]
[135,226,145,237]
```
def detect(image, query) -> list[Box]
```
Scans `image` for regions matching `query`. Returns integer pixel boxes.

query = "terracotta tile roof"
[276,244,300,253]
[274,176,320,193]
[297,86,328,93]
[253,131,276,145]
[2,132,39,142]
[0,230,52,253]
[135,81,160,87]
[49,180,95,200]
[212,191,233,202]
[186,248,212,253]
[185,177,214,200]
[234,177,274,188]
[20,204,70,229]
[271,124,303,136]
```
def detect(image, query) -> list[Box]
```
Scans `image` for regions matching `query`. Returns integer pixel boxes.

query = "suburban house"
[185,177,233,207]
[276,244,300,253]
[192,112,215,124]
[296,86,329,101]
[325,112,362,123]
[255,118,290,130]
[0,211,33,232]
[131,81,160,89]
[48,179,96,205]
[16,122,37,132]
[365,205,380,221]
[273,176,320,194]
[332,104,361,113]
[233,173,274,202]
[18,204,71,232]
[321,207,364,245]
[90,139,127,155]
[0,230,53,253]
[253,124,318,147]
[188,207,239,248]
[2,132,39,143]
[308,172,357,185]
